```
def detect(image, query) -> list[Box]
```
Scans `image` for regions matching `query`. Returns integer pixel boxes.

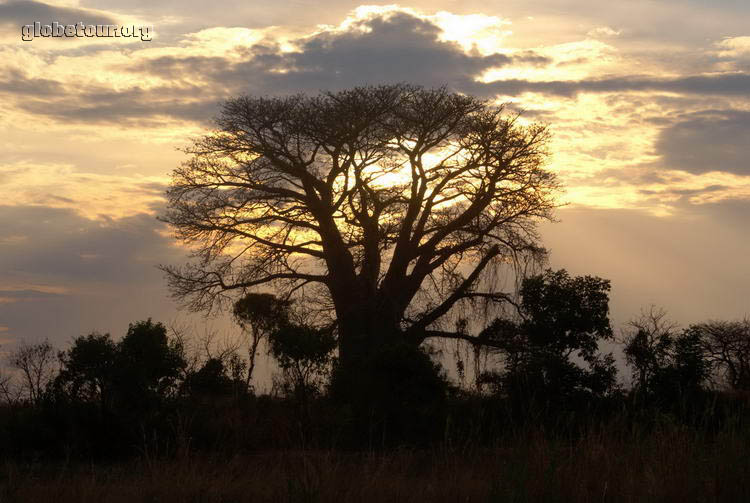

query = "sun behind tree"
[160,83,559,397]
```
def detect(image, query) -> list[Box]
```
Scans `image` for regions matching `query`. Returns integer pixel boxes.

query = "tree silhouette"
[233,292,292,388]
[54,321,187,410]
[0,366,22,405]
[160,84,558,389]
[55,332,117,412]
[479,269,617,402]
[7,339,56,404]
[668,328,709,395]
[688,319,750,391]
[622,308,711,402]
[112,319,187,409]
[621,306,678,395]
[269,322,336,400]
[182,357,236,397]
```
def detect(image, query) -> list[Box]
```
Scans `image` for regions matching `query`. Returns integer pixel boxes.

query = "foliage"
[622,306,678,396]
[55,332,117,408]
[233,293,293,387]
[181,357,236,397]
[688,319,750,390]
[6,340,56,404]
[622,308,712,404]
[2,293,748,462]
[114,319,187,405]
[479,269,618,405]
[519,269,613,359]
[269,322,336,399]
[53,320,187,410]
[160,84,559,393]
[233,293,292,333]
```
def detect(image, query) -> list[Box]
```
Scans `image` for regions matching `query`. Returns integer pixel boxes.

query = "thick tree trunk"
[336,302,402,371]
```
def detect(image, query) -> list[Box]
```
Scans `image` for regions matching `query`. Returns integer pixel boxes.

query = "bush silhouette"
[480,269,618,412]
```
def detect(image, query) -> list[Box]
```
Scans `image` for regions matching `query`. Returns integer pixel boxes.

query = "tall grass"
[2,420,748,503]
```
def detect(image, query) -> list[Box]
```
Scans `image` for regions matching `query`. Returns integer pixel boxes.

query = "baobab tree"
[160,84,559,378]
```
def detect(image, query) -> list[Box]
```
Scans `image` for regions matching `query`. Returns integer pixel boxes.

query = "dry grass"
[2,425,748,503]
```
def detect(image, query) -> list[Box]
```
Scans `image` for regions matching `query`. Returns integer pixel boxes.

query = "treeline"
[1,270,749,461]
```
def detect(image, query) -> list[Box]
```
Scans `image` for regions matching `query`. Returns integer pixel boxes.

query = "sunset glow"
[1,0,748,351]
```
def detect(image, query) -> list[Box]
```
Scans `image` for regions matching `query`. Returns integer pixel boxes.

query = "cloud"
[134,12,547,95]
[717,36,750,58]
[0,205,176,285]
[0,163,172,219]
[0,204,190,348]
[0,288,66,304]
[472,73,750,98]
[587,26,621,38]
[686,196,750,229]
[542,200,750,326]
[3,10,551,125]
[15,82,221,125]
[714,36,750,71]
[268,12,517,90]
[0,0,118,27]
[0,204,235,358]
[5,7,747,130]
[0,69,64,96]
[655,109,750,175]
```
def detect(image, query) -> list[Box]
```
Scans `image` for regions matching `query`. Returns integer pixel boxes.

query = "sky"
[0,0,748,376]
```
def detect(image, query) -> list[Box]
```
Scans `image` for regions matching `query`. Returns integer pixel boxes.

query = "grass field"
[3,423,748,503]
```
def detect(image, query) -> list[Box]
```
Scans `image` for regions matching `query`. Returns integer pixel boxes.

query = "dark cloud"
[0,0,118,27]
[470,73,750,98]
[678,196,750,228]
[266,13,517,91]
[7,11,550,124]
[120,181,168,195]
[0,69,64,96]
[135,12,547,96]
[0,204,195,348]
[41,194,76,204]
[639,184,728,198]
[15,83,223,125]
[0,204,242,368]
[0,289,64,302]
[4,8,749,128]
[655,109,750,175]
[0,205,174,284]
[582,165,685,189]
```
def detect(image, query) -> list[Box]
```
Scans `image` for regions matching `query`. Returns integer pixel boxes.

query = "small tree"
[7,339,57,403]
[233,293,292,389]
[55,332,117,411]
[182,357,236,397]
[115,319,187,405]
[0,366,22,405]
[621,306,677,395]
[668,328,710,395]
[269,322,336,400]
[622,308,711,402]
[688,319,750,391]
[480,269,618,403]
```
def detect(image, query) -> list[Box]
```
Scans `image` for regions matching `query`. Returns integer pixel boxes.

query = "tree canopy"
[161,84,559,369]
[479,269,618,401]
